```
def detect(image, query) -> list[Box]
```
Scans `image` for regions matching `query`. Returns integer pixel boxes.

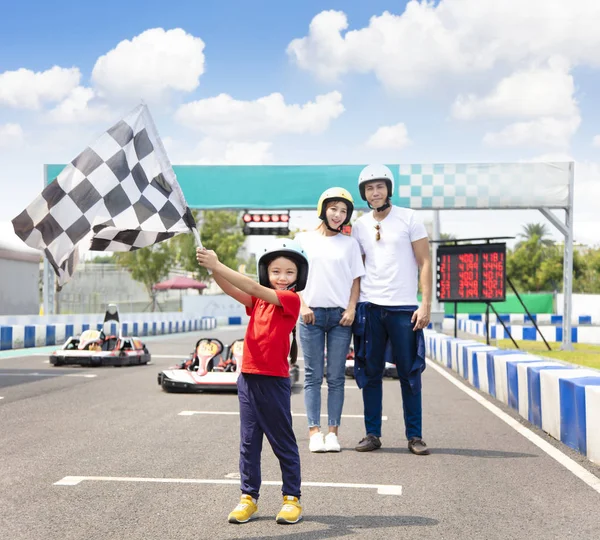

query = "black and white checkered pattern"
[12,104,196,286]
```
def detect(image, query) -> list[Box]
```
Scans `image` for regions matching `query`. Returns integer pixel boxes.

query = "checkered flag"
[12,104,197,287]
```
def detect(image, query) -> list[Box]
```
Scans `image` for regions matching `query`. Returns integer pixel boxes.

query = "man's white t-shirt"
[351,206,428,306]
[296,230,365,308]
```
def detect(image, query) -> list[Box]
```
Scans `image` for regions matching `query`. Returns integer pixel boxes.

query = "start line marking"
[53,475,401,495]
[178,410,387,421]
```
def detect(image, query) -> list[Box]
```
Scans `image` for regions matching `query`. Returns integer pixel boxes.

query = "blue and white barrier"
[216,315,250,326]
[447,313,597,325]
[443,317,600,345]
[425,331,600,465]
[0,315,217,351]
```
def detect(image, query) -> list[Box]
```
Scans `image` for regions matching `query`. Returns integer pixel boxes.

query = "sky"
[1,0,600,257]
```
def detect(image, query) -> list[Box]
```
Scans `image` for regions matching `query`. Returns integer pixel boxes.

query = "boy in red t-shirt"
[196,239,309,525]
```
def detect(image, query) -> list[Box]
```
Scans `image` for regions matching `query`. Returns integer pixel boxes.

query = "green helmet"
[257,239,309,292]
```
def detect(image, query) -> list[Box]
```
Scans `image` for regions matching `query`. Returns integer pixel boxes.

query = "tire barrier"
[425,331,600,466]
[0,315,217,351]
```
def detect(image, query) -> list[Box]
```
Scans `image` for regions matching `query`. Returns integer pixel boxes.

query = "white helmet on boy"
[257,239,309,292]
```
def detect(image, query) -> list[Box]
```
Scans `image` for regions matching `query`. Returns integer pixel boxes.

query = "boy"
[196,239,309,524]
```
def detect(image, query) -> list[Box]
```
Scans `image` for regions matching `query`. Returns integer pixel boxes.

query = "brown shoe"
[408,437,430,456]
[355,434,382,452]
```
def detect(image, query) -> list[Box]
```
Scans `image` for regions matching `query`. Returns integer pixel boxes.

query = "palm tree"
[516,223,554,249]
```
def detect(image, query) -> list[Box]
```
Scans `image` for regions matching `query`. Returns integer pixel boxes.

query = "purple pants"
[237,373,301,499]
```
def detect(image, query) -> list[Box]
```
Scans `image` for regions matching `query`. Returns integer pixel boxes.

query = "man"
[351,164,432,455]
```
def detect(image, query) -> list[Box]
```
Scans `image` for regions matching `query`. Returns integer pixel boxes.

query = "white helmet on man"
[357,164,394,201]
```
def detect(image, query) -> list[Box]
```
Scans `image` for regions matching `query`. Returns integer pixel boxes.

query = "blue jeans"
[237,374,300,499]
[299,307,352,428]
[363,306,423,440]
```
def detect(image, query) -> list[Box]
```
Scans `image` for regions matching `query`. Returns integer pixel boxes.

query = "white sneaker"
[309,432,326,453]
[324,432,341,452]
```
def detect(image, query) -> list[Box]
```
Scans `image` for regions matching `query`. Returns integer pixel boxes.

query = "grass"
[492,339,600,370]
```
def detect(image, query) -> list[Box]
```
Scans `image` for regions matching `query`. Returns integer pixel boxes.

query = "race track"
[1,327,599,539]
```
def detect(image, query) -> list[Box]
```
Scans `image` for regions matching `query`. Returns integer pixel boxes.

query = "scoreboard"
[436,243,506,302]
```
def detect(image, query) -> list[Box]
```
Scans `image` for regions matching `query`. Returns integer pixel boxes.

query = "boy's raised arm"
[197,248,282,307]
[212,272,253,308]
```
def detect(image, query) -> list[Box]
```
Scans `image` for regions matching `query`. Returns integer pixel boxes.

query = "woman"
[296,187,364,452]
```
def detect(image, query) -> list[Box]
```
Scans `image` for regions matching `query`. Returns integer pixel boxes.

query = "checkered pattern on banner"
[12,104,195,286]
[396,163,571,210]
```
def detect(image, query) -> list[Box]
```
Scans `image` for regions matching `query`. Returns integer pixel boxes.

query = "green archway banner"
[46,162,571,210]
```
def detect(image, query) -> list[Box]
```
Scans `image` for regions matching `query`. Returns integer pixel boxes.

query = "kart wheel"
[161,382,185,393]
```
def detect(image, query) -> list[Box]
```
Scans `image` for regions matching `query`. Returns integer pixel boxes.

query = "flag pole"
[192,227,203,249]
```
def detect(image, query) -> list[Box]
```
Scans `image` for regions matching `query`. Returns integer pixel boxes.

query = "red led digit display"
[436,243,506,302]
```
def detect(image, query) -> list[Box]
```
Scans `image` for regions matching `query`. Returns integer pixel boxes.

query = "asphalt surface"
[1,327,599,540]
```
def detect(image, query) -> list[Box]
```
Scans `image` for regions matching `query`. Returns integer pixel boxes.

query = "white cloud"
[0,123,24,147]
[524,152,575,163]
[592,136,600,148]
[175,91,344,138]
[483,116,581,148]
[183,138,274,165]
[91,28,205,100]
[452,59,577,120]
[46,87,110,124]
[366,123,410,149]
[287,2,600,91]
[0,66,80,109]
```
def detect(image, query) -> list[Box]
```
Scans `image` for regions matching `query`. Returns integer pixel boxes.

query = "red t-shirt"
[243,290,300,377]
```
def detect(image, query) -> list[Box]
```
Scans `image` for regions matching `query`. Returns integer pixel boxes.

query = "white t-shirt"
[296,230,365,308]
[351,206,428,306]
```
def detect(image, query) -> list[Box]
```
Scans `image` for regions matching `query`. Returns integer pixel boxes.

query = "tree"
[516,223,554,249]
[114,242,175,310]
[243,253,257,277]
[574,248,600,293]
[506,237,547,292]
[173,210,245,282]
[508,240,585,293]
[90,254,116,264]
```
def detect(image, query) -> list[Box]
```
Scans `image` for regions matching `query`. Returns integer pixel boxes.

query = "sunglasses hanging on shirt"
[375,223,381,241]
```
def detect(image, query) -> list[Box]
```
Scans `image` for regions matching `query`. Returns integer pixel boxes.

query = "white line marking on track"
[426,358,600,495]
[178,410,387,420]
[0,372,97,378]
[53,476,401,495]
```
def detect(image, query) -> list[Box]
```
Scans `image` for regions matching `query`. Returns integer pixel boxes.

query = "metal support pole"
[485,303,490,345]
[431,210,444,331]
[454,302,458,338]
[561,163,575,351]
[507,277,551,351]
[489,303,520,350]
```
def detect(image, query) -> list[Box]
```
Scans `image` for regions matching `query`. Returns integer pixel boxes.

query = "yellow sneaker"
[276,495,302,524]
[228,494,258,524]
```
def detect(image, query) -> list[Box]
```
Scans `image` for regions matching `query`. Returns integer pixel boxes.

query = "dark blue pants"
[237,373,301,500]
[363,307,423,439]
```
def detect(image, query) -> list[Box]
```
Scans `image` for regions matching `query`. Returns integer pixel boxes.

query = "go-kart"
[344,344,399,379]
[158,336,300,393]
[50,304,150,367]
